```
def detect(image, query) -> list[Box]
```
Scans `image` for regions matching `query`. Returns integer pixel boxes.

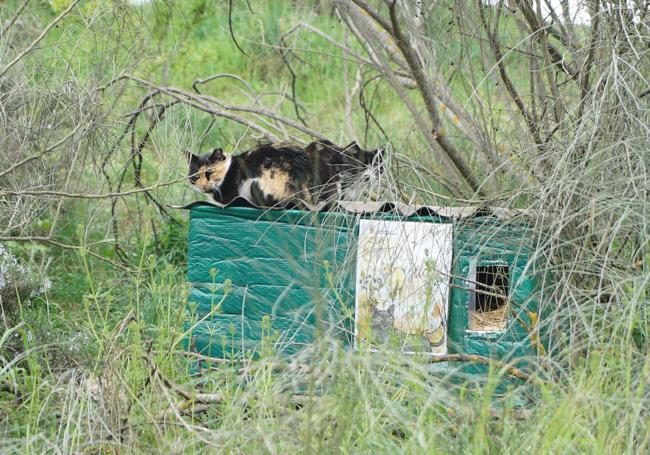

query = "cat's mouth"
[190,184,213,195]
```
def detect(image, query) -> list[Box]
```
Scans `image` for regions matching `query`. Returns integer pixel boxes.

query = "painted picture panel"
[355,220,453,355]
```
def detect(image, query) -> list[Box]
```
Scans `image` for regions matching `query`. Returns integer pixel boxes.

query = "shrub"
[0,244,49,327]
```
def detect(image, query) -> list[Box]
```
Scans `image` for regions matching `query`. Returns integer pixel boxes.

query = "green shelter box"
[184,200,547,373]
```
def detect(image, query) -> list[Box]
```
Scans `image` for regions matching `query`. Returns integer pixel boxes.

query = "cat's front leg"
[211,186,224,203]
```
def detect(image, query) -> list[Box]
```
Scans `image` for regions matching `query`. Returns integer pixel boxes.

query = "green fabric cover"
[449,219,543,377]
[185,205,358,359]
[185,203,545,369]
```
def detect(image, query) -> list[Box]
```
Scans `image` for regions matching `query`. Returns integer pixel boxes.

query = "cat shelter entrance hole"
[468,263,509,332]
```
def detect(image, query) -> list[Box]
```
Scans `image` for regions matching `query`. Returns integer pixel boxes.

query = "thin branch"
[338,1,469,196]
[0,236,129,271]
[577,2,601,120]
[0,0,80,78]
[277,30,309,127]
[477,0,541,146]
[513,0,579,82]
[0,121,86,179]
[112,74,282,141]
[0,0,30,39]
[358,75,389,142]
[227,0,248,57]
[0,178,185,199]
[386,1,484,195]
[192,73,255,95]
[425,354,535,383]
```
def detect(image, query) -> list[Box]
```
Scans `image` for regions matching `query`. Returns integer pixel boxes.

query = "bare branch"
[0,0,29,39]
[227,0,248,57]
[0,121,87,179]
[0,236,129,271]
[477,0,541,145]
[0,0,80,78]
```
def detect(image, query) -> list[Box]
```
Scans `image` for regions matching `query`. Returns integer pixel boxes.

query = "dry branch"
[0,0,81,78]
[425,354,535,383]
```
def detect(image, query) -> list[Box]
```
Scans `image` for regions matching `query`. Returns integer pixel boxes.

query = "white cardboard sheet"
[354,220,453,355]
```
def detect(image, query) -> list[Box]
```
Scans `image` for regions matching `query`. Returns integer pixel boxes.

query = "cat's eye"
[205,170,212,180]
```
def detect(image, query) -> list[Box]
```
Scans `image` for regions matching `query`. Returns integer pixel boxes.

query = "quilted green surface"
[185,204,358,359]
[449,219,544,378]
[184,203,546,370]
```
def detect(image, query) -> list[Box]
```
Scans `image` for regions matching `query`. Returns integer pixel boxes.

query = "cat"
[370,303,395,345]
[370,304,446,353]
[304,139,382,202]
[187,140,381,208]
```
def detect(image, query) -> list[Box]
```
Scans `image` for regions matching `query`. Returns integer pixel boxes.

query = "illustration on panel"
[355,220,453,355]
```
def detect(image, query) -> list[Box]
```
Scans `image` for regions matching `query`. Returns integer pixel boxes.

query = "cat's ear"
[387,303,395,313]
[185,150,199,164]
[363,148,380,166]
[209,148,225,161]
[343,141,360,154]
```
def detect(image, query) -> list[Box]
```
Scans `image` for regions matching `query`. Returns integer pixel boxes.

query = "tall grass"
[2,242,647,452]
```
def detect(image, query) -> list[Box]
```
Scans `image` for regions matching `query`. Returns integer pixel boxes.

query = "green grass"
[3,251,648,452]
[3,211,649,452]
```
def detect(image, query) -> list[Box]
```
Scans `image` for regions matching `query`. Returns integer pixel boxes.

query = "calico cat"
[370,304,446,352]
[187,140,381,207]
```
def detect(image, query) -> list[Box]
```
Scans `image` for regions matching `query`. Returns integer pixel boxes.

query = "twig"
[0,0,80,78]
[512,0,578,81]
[425,354,535,383]
[192,73,255,95]
[340,2,469,197]
[228,0,248,57]
[0,177,186,199]
[116,310,137,337]
[167,350,250,365]
[477,0,541,146]
[278,32,309,127]
[0,236,130,271]
[0,122,87,179]
[577,3,600,121]
[358,74,389,142]
[156,368,225,405]
[0,0,29,39]
[355,0,484,196]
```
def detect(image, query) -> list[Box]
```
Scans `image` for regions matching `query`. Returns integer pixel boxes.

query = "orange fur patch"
[258,168,291,200]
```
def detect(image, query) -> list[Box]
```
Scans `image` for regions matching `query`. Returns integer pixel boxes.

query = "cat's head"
[342,142,383,168]
[338,142,385,201]
[186,148,229,193]
[371,303,395,328]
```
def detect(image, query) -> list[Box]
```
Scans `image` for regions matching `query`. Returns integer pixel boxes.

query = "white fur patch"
[238,178,257,201]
